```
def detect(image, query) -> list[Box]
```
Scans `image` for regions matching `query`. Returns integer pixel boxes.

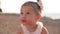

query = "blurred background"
[0,0,60,34]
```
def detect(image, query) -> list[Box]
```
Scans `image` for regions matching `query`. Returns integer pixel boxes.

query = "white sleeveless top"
[21,22,43,34]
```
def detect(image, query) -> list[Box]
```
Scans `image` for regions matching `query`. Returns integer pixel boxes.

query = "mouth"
[21,20,26,22]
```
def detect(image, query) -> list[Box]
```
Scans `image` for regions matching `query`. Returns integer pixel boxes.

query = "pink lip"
[21,20,26,22]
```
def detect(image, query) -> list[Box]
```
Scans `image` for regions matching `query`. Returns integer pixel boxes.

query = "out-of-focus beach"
[0,13,60,34]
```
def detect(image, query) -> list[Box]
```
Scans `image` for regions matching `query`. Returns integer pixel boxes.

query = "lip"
[21,20,26,22]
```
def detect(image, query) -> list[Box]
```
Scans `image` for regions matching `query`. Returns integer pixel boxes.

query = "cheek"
[26,16,36,23]
[27,18,32,22]
[26,17,32,22]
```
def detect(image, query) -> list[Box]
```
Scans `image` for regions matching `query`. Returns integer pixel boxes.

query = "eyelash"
[27,12,30,14]
[21,12,30,14]
[21,12,23,14]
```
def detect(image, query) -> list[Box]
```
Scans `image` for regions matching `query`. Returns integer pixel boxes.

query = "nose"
[21,14,26,19]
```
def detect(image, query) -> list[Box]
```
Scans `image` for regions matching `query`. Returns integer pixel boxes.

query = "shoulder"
[17,26,23,34]
[41,26,49,34]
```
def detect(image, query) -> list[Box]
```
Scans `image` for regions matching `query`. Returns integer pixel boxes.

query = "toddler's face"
[20,5,38,25]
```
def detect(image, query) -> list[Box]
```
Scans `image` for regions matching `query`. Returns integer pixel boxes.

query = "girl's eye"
[37,0,39,2]
[21,12,23,14]
[27,12,30,14]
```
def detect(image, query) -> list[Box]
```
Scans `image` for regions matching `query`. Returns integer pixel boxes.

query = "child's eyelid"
[27,12,30,14]
[21,12,23,14]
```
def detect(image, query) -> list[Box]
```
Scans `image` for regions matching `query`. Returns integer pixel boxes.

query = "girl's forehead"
[21,6,35,12]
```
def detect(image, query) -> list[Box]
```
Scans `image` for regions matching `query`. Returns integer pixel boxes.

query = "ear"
[37,14,42,20]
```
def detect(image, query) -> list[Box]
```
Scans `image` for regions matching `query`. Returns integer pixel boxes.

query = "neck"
[23,23,38,32]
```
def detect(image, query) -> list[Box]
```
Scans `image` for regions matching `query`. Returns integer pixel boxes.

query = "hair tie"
[37,0,43,10]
